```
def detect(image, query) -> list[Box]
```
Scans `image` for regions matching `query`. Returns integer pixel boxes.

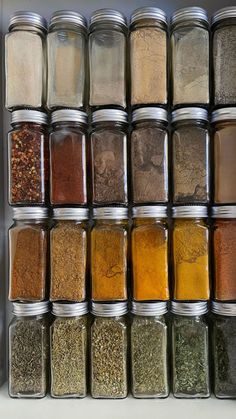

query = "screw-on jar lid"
[212,108,236,122]
[132,206,167,218]
[131,301,168,316]
[212,7,236,25]
[53,208,89,220]
[52,302,88,317]
[172,107,208,123]
[49,10,87,30]
[13,301,50,316]
[172,206,208,218]
[212,302,236,316]
[9,11,47,32]
[92,109,128,124]
[212,206,236,218]
[91,302,128,317]
[90,9,127,28]
[11,110,48,125]
[171,301,208,316]
[12,207,48,220]
[131,7,167,25]
[171,7,209,26]
[51,109,87,124]
[132,107,168,123]
[93,207,128,220]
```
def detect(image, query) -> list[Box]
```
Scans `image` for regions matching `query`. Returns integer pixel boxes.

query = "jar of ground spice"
[8,110,49,206]
[9,301,50,398]
[131,108,168,204]
[172,206,210,301]
[172,108,210,204]
[91,109,128,206]
[50,109,88,205]
[130,7,167,107]
[131,206,169,301]
[171,7,210,108]
[9,207,49,302]
[50,208,89,302]
[91,302,128,399]
[91,207,128,302]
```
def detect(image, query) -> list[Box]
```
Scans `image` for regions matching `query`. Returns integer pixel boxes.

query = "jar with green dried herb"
[91,302,128,399]
[131,302,169,398]
[9,302,50,398]
[171,302,210,398]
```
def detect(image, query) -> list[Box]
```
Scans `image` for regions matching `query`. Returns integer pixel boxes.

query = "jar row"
[5,7,236,110]
[9,300,236,399]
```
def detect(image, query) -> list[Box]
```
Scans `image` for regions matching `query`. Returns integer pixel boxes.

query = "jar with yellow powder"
[172,206,210,301]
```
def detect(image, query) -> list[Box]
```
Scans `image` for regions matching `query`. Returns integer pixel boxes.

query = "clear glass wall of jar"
[172,108,210,204]
[91,208,128,301]
[90,109,128,205]
[131,301,169,398]
[91,302,128,399]
[50,110,88,205]
[172,206,210,301]
[50,208,89,302]
[89,9,127,108]
[171,302,210,398]
[170,7,210,108]
[47,11,87,109]
[131,108,168,204]
[9,302,50,398]
[130,7,167,107]
[9,208,49,302]
[50,302,88,398]
[131,206,169,301]
[5,12,47,110]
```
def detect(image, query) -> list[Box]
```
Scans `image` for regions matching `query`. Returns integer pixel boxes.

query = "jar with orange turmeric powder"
[131,206,169,301]
[172,206,210,301]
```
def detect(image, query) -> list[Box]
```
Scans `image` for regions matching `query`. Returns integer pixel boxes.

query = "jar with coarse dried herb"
[91,302,128,399]
[50,208,88,302]
[171,302,210,398]
[50,302,88,398]
[9,302,50,398]
[131,108,168,204]
[9,207,49,302]
[8,110,49,206]
[91,110,128,205]
[131,302,169,398]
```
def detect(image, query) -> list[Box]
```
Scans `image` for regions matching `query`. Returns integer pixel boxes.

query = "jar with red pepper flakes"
[8,110,49,206]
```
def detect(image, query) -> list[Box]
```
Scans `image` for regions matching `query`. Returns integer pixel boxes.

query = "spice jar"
[131,301,169,398]
[8,110,48,206]
[212,108,236,204]
[50,208,89,302]
[9,301,50,398]
[172,108,210,204]
[0,296,4,386]
[50,302,88,398]
[90,109,128,205]
[50,110,88,205]
[9,207,49,302]
[89,9,127,108]
[91,207,128,301]
[91,302,128,399]
[130,7,167,107]
[131,206,169,301]
[171,7,210,107]
[212,8,236,106]
[47,11,87,110]
[212,302,236,398]
[131,108,168,204]
[172,206,210,301]
[171,302,210,398]
[5,12,47,110]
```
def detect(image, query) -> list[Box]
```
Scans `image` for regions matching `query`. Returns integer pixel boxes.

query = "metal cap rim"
[172,107,208,123]
[171,7,209,25]
[132,206,167,218]
[51,109,87,124]
[9,11,47,32]
[132,107,168,123]
[11,110,48,125]
[92,109,128,124]
[93,207,128,220]
[212,301,236,316]
[172,206,208,218]
[12,207,48,220]
[52,302,88,317]
[91,302,128,316]
[131,301,168,316]
[171,301,208,316]
[13,301,50,316]
[53,208,89,220]
[131,7,167,25]
[49,10,87,29]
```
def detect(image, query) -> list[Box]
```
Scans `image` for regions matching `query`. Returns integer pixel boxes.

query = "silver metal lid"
[12,207,48,220]
[13,301,50,316]
[91,302,128,317]
[131,301,168,316]
[172,206,208,218]
[9,11,47,32]
[90,9,127,28]
[212,302,236,316]
[172,107,208,123]
[51,109,87,124]
[53,208,89,220]
[93,207,128,220]
[212,7,236,25]
[11,110,48,125]
[212,108,236,122]
[212,206,236,218]
[171,7,209,26]
[52,302,88,317]
[49,10,87,30]
[92,109,128,124]
[132,206,167,218]
[132,107,168,123]
[171,301,208,316]
[131,7,167,25]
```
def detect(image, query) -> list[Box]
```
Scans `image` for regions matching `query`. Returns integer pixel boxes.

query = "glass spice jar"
[171,301,210,398]
[50,208,89,302]
[47,11,87,110]
[131,206,169,301]
[9,301,50,398]
[91,207,128,301]
[50,302,88,398]
[130,7,167,107]
[91,302,128,399]
[90,109,128,205]
[170,7,210,108]
[172,206,210,301]
[50,110,88,205]
[131,108,168,204]
[9,207,49,302]
[5,12,47,110]
[172,108,210,204]
[89,9,127,108]
[131,301,169,398]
